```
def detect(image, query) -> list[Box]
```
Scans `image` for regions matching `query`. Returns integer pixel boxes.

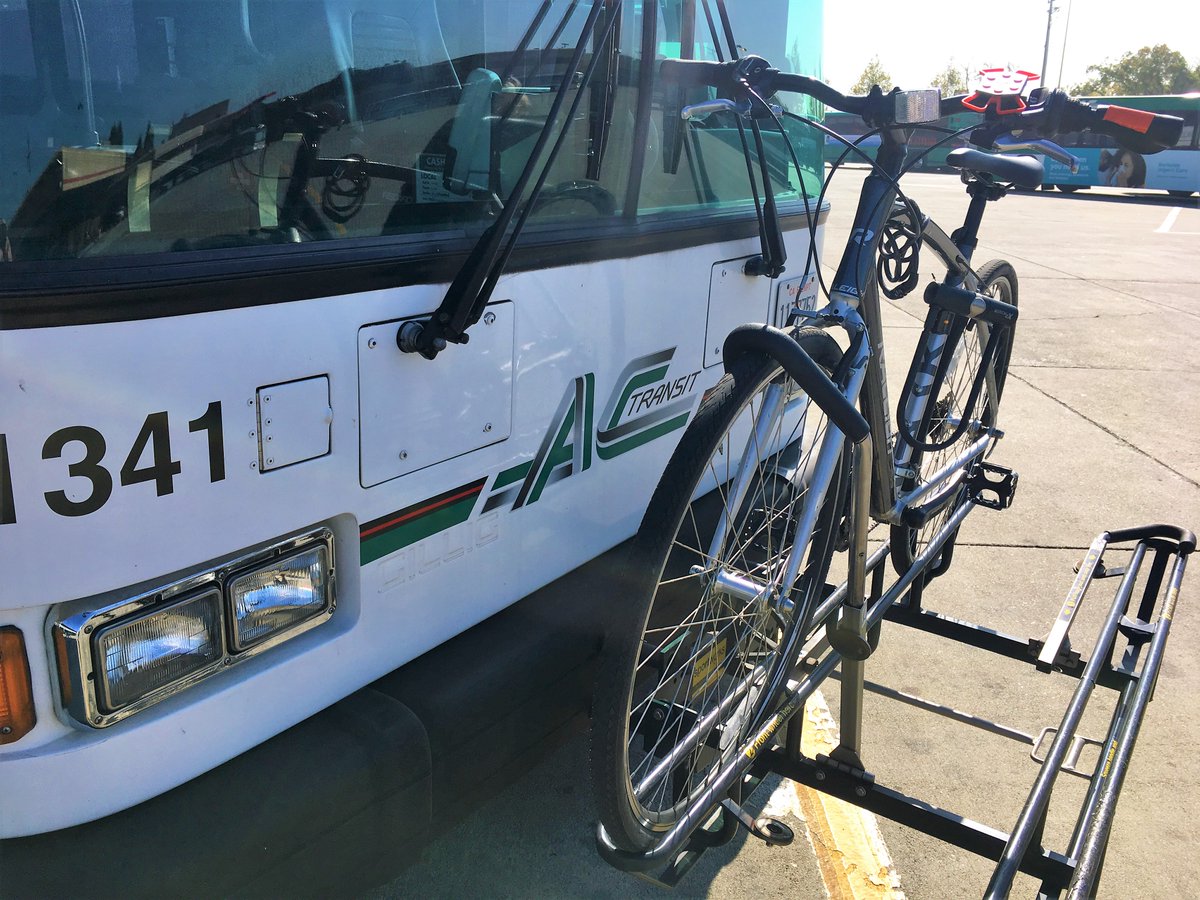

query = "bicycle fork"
[717,331,873,719]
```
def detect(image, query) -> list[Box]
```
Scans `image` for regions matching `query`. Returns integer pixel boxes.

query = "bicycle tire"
[591,329,849,853]
[890,259,1018,576]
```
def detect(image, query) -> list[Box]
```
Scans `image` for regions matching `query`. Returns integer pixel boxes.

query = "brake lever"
[992,134,1081,174]
[680,98,783,121]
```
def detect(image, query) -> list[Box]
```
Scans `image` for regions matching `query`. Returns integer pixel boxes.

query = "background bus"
[822,109,982,171]
[1041,93,1200,197]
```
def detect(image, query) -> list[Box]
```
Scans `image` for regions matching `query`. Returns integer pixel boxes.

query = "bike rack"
[597,511,1194,898]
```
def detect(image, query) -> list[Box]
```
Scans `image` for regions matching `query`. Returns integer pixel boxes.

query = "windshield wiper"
[397,0,622,361]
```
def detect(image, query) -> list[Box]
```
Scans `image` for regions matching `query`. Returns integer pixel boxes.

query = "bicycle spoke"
[622,373,837,819]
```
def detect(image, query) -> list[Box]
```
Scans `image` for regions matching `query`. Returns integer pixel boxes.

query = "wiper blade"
[398,0,621,361]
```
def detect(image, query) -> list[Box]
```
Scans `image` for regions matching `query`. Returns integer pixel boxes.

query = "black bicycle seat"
[945,148,1044,189]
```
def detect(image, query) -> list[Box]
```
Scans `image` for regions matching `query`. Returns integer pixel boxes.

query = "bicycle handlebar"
[660,57,878,119]
[660,57,1184,154]
[1018,90,1184,155]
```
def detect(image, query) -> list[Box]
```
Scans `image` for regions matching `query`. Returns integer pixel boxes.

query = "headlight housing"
[54,528,334,728]
[94,588,224,713]
[228,545,331,651]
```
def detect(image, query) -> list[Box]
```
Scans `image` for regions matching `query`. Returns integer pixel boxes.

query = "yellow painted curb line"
[793,690,905,900]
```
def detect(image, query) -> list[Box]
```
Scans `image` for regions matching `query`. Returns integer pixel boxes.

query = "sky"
[822,0,1200,93]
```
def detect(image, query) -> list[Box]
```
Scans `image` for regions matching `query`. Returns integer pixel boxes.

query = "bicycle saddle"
[945,148,1044,189]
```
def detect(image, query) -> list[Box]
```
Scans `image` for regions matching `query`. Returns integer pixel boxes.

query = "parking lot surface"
[366,175,1200,899]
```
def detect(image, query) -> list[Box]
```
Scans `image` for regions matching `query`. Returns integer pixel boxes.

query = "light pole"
[1056,0,1074,88]
[1040,0,1057,84]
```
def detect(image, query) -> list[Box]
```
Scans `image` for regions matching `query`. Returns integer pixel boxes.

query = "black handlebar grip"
[1092,104,1184,155]
[659,58,733,89]
[1052,94,1184,155]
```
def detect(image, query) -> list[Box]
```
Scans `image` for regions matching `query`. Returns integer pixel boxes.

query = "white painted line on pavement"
[1155,207,1181,234]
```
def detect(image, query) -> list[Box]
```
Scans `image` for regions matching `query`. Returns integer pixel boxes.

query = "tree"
[851,57,893,94]
[929,61,969,96]
[1072,44,1200,96]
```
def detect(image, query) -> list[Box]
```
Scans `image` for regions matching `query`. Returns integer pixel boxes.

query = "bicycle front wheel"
[592,329,848,852]
[890,259,1018,575]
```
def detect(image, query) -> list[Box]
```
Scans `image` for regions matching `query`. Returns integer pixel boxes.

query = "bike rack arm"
[1064,529,1191,898]
[985,526,1193,899]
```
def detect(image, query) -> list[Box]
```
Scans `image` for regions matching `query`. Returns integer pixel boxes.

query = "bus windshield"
[0,0,825,271]
[2,1,613,261]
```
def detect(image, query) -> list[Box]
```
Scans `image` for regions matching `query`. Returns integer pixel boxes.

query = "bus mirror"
[445,68,503,194]
[894,89,941,125]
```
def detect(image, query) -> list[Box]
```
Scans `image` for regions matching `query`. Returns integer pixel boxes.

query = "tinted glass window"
[636,0,822,215]
[1,0,634,261]
[1,0,820,268]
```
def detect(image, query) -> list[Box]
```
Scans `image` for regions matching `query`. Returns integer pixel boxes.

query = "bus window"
[0,1,38,104]
[637,0,820,217]
[0,1,631,264]
[1173,117,1196,149]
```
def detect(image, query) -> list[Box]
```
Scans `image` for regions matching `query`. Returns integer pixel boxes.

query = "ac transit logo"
[483,348,700,512]
[596,349,699,461]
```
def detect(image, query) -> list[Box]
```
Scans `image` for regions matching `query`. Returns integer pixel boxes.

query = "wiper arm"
[398,0,621,361]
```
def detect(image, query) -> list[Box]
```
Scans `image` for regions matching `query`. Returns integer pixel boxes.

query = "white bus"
[0,0,825,892]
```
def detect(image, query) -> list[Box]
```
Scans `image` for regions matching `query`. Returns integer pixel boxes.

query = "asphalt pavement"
[365,175,1200,899]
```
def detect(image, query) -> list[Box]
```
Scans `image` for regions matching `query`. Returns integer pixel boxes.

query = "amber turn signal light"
[0,626,36,745]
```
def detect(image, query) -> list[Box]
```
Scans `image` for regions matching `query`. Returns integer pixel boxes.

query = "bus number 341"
[0,402,225,524]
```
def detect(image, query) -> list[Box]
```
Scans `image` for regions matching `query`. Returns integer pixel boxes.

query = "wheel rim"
[621,368,836,832]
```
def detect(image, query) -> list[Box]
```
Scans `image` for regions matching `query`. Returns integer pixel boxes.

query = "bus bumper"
[0,552,608,897]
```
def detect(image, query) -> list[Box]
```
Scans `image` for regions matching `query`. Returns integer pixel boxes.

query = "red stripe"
[62,164,126,186]
[360,484,483,539]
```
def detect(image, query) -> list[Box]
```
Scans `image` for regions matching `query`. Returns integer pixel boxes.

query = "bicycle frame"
[680,124,1013,802]
[734,126,1006,604]
[602,48,1194,889]
[822,129,1003,523]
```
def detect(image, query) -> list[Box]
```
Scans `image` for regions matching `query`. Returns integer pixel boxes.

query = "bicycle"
[589,54,1184,863]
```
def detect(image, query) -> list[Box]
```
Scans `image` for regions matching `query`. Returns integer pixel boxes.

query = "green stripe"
[606,365,670,430]
[360,493,478,565]
[582,373,594,472]
[596,411,690,460]
[493,460,533,490]
[529,404,576,506]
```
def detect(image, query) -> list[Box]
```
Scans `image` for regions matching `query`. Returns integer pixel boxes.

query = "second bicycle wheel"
[890,259,1018,575]
[592,329,848,852]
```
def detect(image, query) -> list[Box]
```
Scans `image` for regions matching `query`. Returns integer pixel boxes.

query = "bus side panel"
[0,223,825,836]
[1042,147,1199,191]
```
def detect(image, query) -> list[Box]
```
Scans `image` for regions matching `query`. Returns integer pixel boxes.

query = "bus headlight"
[54,527,334,728]
[94,589,224,712]
[228,545,331,651]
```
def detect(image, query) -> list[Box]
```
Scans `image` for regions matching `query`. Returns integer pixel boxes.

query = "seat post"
[953,178,1004,265]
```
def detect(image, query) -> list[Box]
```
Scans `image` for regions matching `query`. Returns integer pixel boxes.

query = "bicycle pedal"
[968,462,1018,510]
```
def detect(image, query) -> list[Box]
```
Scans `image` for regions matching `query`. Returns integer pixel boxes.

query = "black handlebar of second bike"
[660,57,877,118]
[1020,90,1184,154]
[660,57,1184,154]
